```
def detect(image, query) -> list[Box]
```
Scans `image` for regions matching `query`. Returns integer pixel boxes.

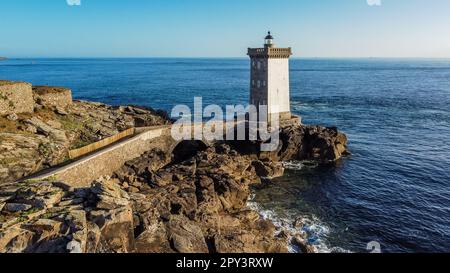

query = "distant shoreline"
[0,57,7,61]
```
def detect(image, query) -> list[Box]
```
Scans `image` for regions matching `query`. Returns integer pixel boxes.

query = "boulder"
[135,222,173,253]
[90,206,135,253]
[3,203,32,213]
[166,215,208,253]
[252,160,284,178]
[64,210,88,253]
[291,235,316,253]
[91,177,130,210]
[0,226,35,253]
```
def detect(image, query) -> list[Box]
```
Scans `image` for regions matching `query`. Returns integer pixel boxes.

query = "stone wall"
[33,86,72,109]
[18,122,231,188]
[0,80,34,116]
[25,126,174,188]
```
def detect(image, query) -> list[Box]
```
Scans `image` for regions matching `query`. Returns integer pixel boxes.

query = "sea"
[1,58,449,253]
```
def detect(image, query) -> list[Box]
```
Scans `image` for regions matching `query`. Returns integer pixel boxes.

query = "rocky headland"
[0,80,348,253]
[0,80,170,184]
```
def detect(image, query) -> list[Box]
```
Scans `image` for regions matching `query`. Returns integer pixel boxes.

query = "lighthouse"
[248,31,292,122]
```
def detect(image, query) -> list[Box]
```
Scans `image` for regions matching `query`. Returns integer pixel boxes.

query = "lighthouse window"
[252,80,255,86]
[257,80,261,88]
[257,61,261,70]
[263,81,266,87]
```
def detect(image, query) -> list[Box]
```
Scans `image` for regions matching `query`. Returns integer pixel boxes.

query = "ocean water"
[1,58,450,253]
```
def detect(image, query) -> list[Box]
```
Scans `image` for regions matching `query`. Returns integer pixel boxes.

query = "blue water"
[1,58,450,253]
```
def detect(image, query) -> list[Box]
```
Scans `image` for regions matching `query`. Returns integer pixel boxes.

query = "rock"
[46,119,62,129]
[10,181,64,209]
[20,219,65,252]
[91,177,130,210]
[64,210,88,253]
[291,235,315,253]
[52,181,74,192]
[214,215,288,253]
[252,160,271,177]
[3,203,32,213]
[85,222,101,253]
[268,161,285,178]
[0,133,49,183]
[277,230,291,240]
[24,124,37,134]
[135,222,173,253]
[58,198,84,207]
[67,240,82,253]
[300,125,349,163]
[39,191,64,209]
[22,219,62,234]
[166,215,208,253]
[55,107,68,116]
[128,186,140,193]
[251,160,284,178]
[6,113,18,121]
[0,227,35,253]
[90,206,135,253]
[25,117,66,141]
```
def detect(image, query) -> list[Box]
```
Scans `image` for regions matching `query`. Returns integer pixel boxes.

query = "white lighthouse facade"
[248,32,292,121]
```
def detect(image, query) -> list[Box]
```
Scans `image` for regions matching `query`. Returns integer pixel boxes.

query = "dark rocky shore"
[0,125,348,253]
[0,81,348,253]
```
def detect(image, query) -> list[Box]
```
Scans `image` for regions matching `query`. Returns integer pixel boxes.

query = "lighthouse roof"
[265,31,274,40]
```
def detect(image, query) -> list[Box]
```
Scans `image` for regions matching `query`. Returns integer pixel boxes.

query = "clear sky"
[1,0,450,58]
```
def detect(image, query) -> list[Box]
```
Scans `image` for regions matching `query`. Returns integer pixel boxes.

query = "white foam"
[247,197,350,253]
[282,160,319,170]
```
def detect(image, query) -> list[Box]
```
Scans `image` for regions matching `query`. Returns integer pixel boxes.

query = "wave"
[249,160,349,253]
[282,160,319,170]
[247,196,350,253]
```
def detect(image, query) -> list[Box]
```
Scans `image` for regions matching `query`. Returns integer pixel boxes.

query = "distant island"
[0,57,7,61]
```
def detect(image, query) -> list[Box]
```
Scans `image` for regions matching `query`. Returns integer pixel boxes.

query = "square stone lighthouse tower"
[248,31,292,121]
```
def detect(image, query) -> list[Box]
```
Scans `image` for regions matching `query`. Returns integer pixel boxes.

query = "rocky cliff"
[0,79,350,253]
[0,121,348,253]
[0,82,171,184]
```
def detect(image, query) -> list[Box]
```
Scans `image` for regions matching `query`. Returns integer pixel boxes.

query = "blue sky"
[1,0,449,58]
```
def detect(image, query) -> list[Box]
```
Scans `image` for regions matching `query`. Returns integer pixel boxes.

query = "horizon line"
[3,56,450,60]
